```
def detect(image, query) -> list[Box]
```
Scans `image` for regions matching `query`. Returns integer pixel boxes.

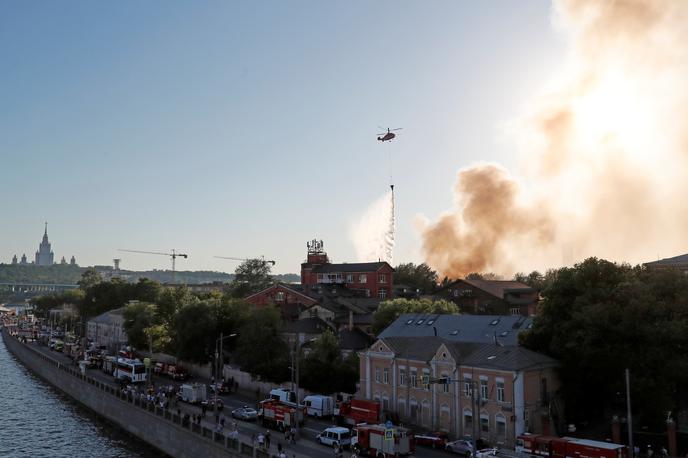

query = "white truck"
[269,388,298,406]
[178,383,207,405]
[304,395,334,418]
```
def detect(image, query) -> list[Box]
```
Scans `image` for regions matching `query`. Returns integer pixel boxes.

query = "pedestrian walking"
[257,432,265,449]
[265,430,271,449]
[290,426,297,444]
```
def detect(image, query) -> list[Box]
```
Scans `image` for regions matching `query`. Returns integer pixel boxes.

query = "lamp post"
[293,334,316,438]
[214,333,237,421]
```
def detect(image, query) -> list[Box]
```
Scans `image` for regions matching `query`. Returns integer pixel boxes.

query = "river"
[0,334,160,457]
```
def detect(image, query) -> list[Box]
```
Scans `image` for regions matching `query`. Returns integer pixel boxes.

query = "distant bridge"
[0,282,79,293]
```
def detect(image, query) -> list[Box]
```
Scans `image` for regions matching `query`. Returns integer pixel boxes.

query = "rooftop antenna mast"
[118,249,188,283]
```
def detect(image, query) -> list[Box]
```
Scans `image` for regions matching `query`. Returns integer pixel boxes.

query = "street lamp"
[214,333,237,421]
[292,335,316,438]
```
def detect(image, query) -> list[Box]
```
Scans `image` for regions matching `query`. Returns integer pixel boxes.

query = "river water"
[0,334,159,458]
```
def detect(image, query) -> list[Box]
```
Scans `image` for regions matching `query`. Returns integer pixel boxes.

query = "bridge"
[0,282,79,293]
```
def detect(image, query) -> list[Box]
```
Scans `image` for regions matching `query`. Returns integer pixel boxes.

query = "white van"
[316,427,351,448]
[304,395,334,418]
[269,388,297,405]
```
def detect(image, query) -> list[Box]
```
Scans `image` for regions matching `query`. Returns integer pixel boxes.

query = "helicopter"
[377,127,402,142]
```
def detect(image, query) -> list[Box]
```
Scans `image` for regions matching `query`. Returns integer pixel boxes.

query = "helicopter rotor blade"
[390,128,403,131]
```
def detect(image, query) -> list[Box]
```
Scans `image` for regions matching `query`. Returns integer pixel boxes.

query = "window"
[346,274,353,283]
[422,369,430,390]
[496,414,507,439]
[275,291,285,301]
[359,274,367,283]
[399,368,406,386]
[463,377,472,397]
[411,369,418,388]
[378,288,387,299]
[489,318,500,326]
[497,379,505,402]
[427,319,435,325]
[510,307,520,316]
[464,409,473,434]
[406,319,414,325]
[453,289,459,297]
[450,330,459,336]
[442,373,450,393]
[378,274,386,283]
[481,414,489,433]
[480,379,489,400]
[365,289,370,297]
[317,273,323,281]
[383,368,389,384]
[382,396,389,411]
[524,410,530,430]
[375,367,381,383]
[416,319,424,325]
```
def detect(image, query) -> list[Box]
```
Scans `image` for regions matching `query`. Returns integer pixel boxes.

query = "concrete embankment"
[1,328,266,458]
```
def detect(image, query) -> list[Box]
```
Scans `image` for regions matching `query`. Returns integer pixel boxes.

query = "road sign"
[385,428,394,441]
[386,420,393,428]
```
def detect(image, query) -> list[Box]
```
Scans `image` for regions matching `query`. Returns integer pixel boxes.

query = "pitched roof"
[461,344,558,371]
[339,327,373,351]
[378,314,533,346]
[458,279,535,298]
[282,317,331,334]
[311,262,391,273]
[89,307,125,325]
[381,336,447,361]
[644,253,688,267]
[244,283,317,304]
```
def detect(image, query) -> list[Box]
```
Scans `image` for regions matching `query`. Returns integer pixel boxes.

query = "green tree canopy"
[235,307,290,383]
[520,258,688,431]
[299,329,359,394]
[123,301,157,350]
[228,258,273,297]
[372,298,459,335]
[393,263,438,294]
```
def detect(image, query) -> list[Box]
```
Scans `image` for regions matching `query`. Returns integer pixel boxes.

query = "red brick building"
[301,239,394,300]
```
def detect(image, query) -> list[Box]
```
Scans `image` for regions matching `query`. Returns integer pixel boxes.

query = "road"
[29,341,470,458]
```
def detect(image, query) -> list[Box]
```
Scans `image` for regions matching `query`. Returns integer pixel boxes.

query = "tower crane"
[118,249,188,283]
[214,255,275,266]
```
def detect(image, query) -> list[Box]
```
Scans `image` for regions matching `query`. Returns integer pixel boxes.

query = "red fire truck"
[516,434,627,458]
[258,399,305,431]
[351,423,415,457]
[335,399,380,427]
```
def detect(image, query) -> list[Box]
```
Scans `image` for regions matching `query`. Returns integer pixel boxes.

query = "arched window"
[463,408,473,436]
[496,413,507,442]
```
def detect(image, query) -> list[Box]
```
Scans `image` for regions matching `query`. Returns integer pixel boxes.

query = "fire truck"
[258,399,305,431]
[516,434,627,458]
[335,399,380,427]
[351,423,415,457]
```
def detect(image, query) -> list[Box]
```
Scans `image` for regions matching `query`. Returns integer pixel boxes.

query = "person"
[660,446,668,458]
[278,452,286,458]
[634,445,640,457]
[290,426,297,444]
[265,430,271,449]
[647,445,654,458]
[201,404,207,417]
[257,432,265,449]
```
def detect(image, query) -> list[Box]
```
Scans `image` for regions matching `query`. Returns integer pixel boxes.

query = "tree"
[372,298,459,335]
[78,267,102,290]
[299,329,359,394]
[171,302,216,363]
[513,270,550,290]
[228,258,273,297]
[123,302,157,350]
[235,307,290,383]
[465,272,503,280]
[393,263,438,294]
[520,258,688,431]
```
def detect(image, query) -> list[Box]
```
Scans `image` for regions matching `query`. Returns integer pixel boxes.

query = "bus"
[113,357,147,384]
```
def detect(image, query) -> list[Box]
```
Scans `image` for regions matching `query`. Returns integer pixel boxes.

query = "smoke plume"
[352,190,396,264]
[421,0,688,278]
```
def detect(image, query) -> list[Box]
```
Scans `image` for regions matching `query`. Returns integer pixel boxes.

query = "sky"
[0,1,566,274]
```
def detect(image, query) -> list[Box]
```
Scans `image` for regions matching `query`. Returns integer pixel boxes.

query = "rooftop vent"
[450,330,459,336]
[427,319,435,325]
[500,331,509,337]
[406,319,414,325]
[490,318,500,326]
[416,319,425,325]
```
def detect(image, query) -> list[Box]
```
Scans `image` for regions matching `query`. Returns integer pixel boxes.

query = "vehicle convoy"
[516,434,627,458]
[304,395,334,418]
[335,399,380,427]
[178,384,207,405]
[351,423,414,457]
[258,399,305,431]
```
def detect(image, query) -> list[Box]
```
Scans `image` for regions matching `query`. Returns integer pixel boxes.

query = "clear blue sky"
[0,1,565,274]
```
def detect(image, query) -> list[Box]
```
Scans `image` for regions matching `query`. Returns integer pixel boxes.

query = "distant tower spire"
[45,221,48,236]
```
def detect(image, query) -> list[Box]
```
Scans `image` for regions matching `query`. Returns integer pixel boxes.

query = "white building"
[87,308,127,350]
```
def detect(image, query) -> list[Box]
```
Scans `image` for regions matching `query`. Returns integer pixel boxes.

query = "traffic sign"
[385,428,394,441]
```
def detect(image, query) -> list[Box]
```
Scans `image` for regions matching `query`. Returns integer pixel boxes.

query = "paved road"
[29,341,477,458]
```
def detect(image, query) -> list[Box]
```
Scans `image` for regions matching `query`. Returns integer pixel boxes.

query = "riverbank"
[1,328,266,458]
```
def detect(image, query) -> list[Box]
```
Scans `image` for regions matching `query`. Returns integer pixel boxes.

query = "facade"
[87,307,127,350]
[644,253,688,273]
[435,279,539,316]
[359,336,558,448]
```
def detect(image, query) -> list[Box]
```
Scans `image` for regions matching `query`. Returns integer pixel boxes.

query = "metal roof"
[378,314,533,347]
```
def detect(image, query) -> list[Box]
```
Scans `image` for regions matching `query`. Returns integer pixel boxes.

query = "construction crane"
[118,249,188,284]
[214,255,275,266]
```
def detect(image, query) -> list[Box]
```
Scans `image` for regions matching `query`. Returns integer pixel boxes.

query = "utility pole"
[472,380,478,458]
[626,369,634,458]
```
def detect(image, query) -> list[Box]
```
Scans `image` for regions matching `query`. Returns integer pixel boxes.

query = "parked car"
[316,427,351,448]
[446,439,474,456]
[231,406,258,421]
[202,397,224,411]
[415,431,449,448]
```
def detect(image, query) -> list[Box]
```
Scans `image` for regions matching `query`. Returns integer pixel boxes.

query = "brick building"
[435,279,539,316]
[358,314,559,447]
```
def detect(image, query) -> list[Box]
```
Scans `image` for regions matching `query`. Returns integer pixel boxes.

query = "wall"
[1,329,251,458]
